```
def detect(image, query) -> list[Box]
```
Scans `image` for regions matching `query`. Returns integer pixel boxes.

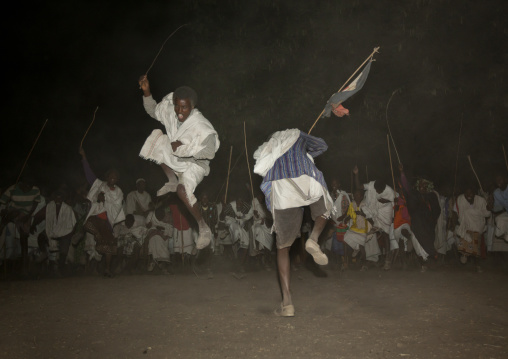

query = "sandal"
[274,303,295,317]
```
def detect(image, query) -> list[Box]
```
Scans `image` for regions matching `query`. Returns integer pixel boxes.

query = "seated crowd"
[1,152,507,278]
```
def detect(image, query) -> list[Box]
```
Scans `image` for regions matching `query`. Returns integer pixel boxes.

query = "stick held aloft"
[145,23,188,76]
[17,119,48,183]
[80,106,99,149]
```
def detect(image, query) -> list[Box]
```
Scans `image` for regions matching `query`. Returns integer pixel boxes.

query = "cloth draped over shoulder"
[140,93,220,173]
[45,201,76,239]
[86,179,126,226]
[253,129,332,214]
[454,194,490,242]
[362,181,395,234]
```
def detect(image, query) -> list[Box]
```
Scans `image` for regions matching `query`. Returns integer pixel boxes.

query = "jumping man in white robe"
[138,75,220,251]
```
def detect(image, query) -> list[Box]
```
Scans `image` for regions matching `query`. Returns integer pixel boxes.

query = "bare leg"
[309,215,327,242]
[104,253,113,276]
[176,184,211,249]
[305,215,328,265]
[161,163,178,183]
[277,247,292,307]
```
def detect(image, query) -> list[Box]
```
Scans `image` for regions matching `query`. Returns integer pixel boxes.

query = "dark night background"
[2,0,507,198]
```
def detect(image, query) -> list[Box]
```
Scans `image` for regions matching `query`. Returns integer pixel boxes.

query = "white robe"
[362,181,394,234]
[125,190,152,224]
[251,198,273,251]
[389,223,429,260]
[86,179,125,226]
[45,201,76,239]
[139,93,220,206]
[454,194,490,242]
[225,201,253,249]
[344,201,380,262]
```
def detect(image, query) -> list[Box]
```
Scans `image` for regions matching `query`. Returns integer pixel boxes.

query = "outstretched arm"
[353,165,361,190]
[139,75,157,119]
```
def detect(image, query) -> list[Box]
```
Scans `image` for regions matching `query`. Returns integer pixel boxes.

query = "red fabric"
[170,204,190,231]
[97,212,108,220]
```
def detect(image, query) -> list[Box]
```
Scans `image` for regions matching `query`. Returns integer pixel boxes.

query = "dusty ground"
[1,260,507,359]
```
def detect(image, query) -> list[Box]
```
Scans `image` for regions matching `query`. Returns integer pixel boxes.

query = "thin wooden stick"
[467,155,484,193]
[80,106,99,149]
[386,89,401,164]
[214,149,245,203]
[224,146,233,203]
[308,46,380,134]
[350,171,353,194]
[244,122,255,201]
[452,117,463,199]
[387,134,396,192]
[16,119,48,183]
[502,144,508,172]
[145,23,188,76]
[365,165,369,182]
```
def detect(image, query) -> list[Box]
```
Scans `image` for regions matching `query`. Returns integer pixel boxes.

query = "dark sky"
[2,0,507,198]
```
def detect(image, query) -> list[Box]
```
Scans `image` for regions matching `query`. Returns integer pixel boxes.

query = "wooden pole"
[308,46,380,134]
[452,118,463,199]
[386,89,402,164]
[145,24,188,76]
[467,155,484,193]
[16,119,48,183]
[244,122,255,201]
[214,149,245,203]
[387,135,397,193]
[503,144,508,172]
[80,106,99,149]
[224,146,233,203]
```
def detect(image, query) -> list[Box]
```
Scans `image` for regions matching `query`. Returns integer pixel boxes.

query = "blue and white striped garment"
[260,131,329,211]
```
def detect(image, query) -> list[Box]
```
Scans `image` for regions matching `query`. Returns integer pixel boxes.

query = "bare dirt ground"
[1,259,507,359]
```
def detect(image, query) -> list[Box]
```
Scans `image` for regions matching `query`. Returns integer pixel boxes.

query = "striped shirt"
[260,131,328,211]
[0,184,41,214]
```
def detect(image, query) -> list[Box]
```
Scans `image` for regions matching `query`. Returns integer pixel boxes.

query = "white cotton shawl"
[154,92,219,157]
[45,201,76,239]
[146,211,173,237]
[455,194,490,242]
[362,181,395,233]
[86,179,126,226]
[125,190,152,215]
[253,128,300,177]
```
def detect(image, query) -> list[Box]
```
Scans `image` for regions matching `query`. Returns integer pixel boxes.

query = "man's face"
[54,194,63,206]
[174,97,193,122]
[107,172,119,188]
[136,181,146,193]
[331,179,340,192]
[464,189,475,204]
[201,194,209,206]
[495,175,507,190]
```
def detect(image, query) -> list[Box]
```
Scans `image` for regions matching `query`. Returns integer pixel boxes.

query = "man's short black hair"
[174,86,198,107]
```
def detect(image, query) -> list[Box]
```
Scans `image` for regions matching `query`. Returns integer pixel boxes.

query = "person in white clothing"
[138,75,220,251]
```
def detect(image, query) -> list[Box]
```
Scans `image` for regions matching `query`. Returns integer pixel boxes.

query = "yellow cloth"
[347,202,368,234]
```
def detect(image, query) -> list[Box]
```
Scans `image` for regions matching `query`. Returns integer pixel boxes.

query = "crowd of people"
[1,156,507,279]
[1,76,507,295]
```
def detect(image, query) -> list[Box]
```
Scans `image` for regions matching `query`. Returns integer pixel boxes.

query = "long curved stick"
[503,144,508,172]
[16,119,48,183]
[467,155,484,193]
[80,106,99,149]
[386,88,401,164]
[452,117,463,199]
[224,146,233,203]
[244,122,255,201]
[145,23,188,76]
